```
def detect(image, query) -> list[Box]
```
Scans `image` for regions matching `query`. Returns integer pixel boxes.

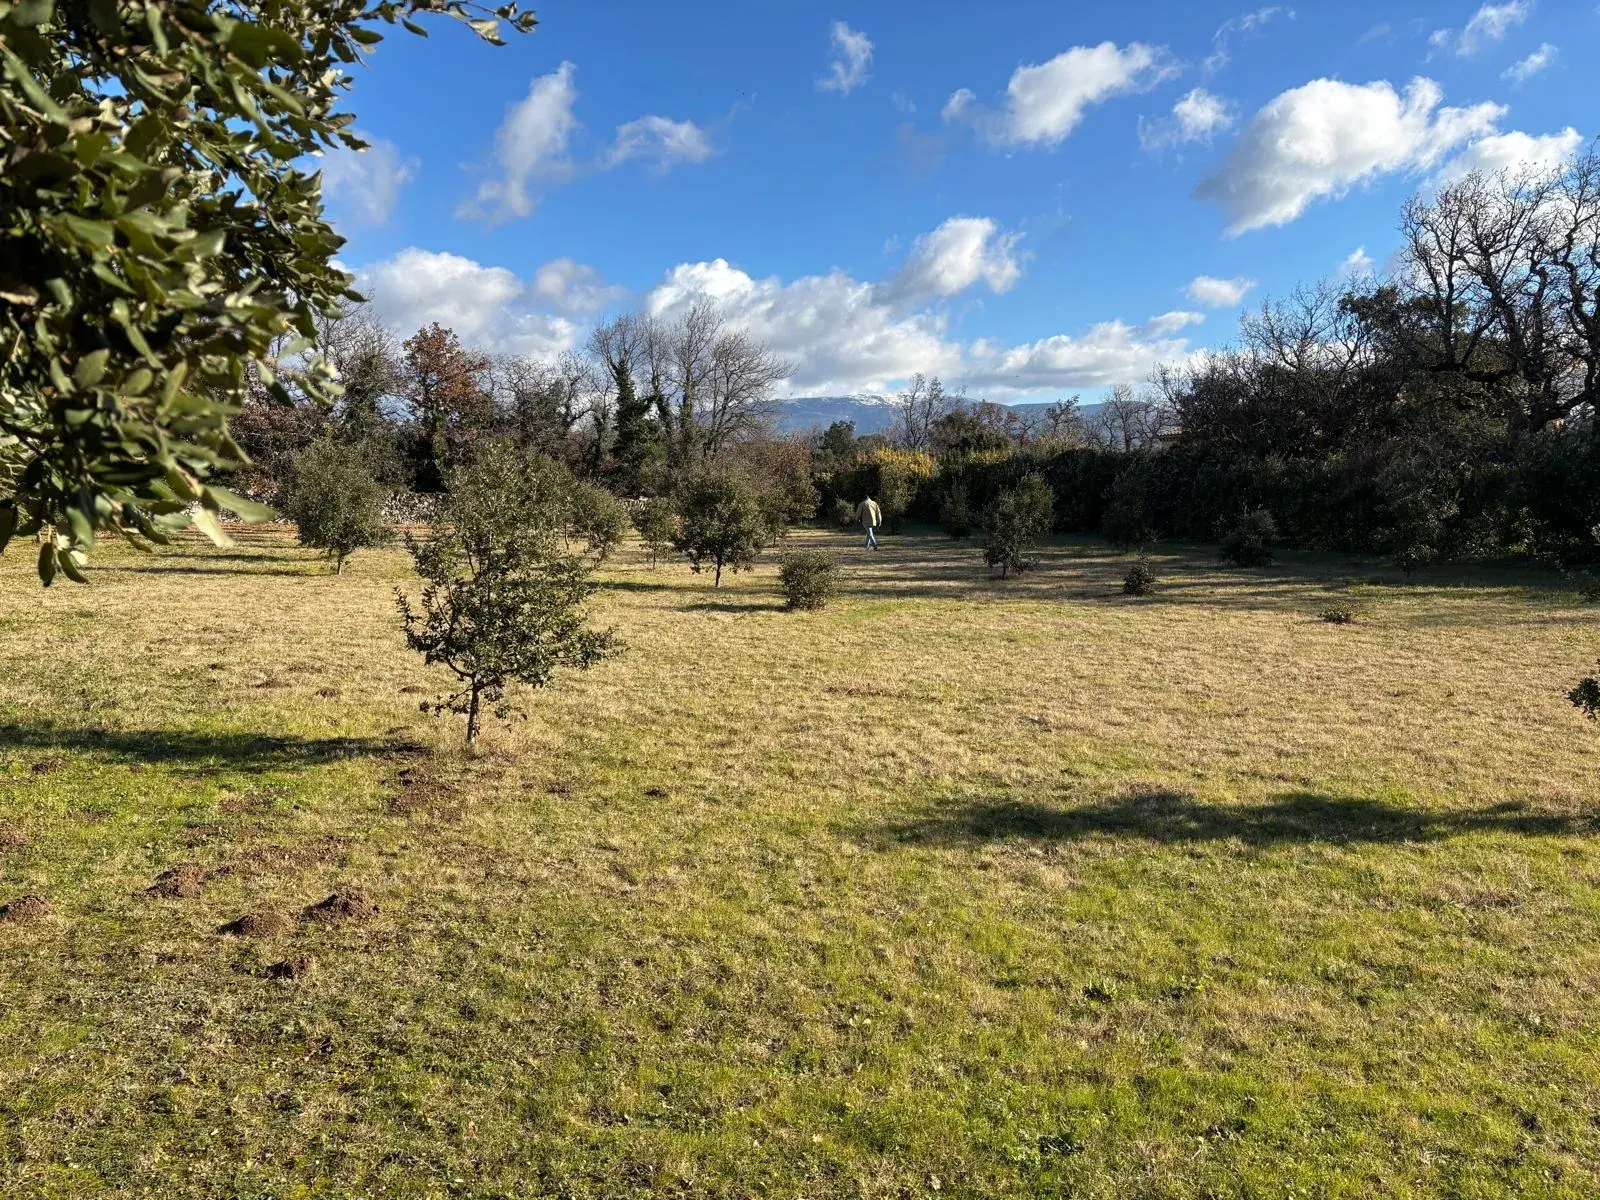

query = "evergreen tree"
[608,359,663,496]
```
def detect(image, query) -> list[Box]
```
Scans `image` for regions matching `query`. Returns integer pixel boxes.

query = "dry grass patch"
[0,526,1596,1197]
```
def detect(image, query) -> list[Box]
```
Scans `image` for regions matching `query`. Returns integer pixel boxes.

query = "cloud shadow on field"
[882,788,1596,848]
[0,723,410,775]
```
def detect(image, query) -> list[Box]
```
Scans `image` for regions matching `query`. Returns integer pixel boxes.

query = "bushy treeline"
[818,424,1597,568]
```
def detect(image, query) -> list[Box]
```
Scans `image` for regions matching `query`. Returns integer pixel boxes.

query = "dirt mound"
[0,822,30,848]
[386,768,459,819]
[301,890,378,925]
[643,786,671,799]
[399,684,427,695]
[179,824,222,846]
[148,864,206,899]
[1,895,52,922]
[266,954,315,980]
[315,687,340,699]
[219,911,289,937]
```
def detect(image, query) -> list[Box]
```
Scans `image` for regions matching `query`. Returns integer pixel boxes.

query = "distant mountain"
[773,394,899,434]
[773,395,1098,436]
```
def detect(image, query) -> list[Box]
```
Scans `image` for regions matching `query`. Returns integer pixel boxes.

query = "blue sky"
[323,1,1597,401]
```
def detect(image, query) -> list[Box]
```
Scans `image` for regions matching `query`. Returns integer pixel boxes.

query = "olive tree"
[397,441,620,747]
[982,475,1053,579]
[672,471,777,587]
[282,441,392,574]
[0,0,534,582]
[631,496,678,566]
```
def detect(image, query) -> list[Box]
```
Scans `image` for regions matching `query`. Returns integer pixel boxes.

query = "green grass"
[1,525,1598,1198]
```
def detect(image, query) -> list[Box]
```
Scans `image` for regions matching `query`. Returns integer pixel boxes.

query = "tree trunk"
[465,686,481,747]
[335,554,345,576]
[714,555,723,587]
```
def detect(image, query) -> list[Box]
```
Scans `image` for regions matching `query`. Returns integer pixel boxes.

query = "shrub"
[1102,467,1157,548]
[1123,559,1157,596]
[983,474,1054,579]
[282,440,392,574]
[1220,508,1277,567]
[397,446,621,747]
[1319,606,1356,624]
[832,497,858,529]
[939,480,973,538]
[672,472,779,586]
[1571,666,1600,721]
[778,551,841,610]
[631,497,679,566]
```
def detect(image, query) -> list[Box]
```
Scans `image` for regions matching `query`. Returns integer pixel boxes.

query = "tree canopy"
[0,0,534,581]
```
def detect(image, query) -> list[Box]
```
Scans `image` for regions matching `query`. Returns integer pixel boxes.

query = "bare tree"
[490,354,586,460]
[1087,383,1173,452]
[895,372,954,450]
[1038,396,1085,445]
[615,299,792,467]
[1396,148,1600,432]
[701,328,787,459]
[668,298,724,465]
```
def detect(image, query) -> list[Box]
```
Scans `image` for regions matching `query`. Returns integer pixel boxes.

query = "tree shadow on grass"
[103,564,313,577]
[681,599,788,614]
[0,722,412,775]
[792,530,1577,613]
[882,788,1596,848]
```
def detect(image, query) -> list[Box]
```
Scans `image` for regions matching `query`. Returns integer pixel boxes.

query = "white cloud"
[606,116,715,171]
[1204,7,1295,76]
[462,62,579,223]
[1185,275,1256,307]
[1140,88,1233,151]
[1340,246,1377,277]
[1196,77,1504,233]
[817,21,873,95]
[946,42,1176,147]
[1143,310,1207,335]
[320,135,416,226]
[530,257,626,316]
[882,216,1025,305]
[960,316,1204,396]
[355,248,585,357]
[459,63,717,221]
[1503,42,1557,83]
[1429,1,1532,57]
[1434,127,1582,183]
[362,217,1209,401]
[643,226,1198,399]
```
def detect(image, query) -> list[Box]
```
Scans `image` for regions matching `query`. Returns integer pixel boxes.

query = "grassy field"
[1,524,1598,1198]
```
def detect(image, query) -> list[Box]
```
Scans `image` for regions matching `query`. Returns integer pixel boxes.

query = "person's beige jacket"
[856,498,882,528]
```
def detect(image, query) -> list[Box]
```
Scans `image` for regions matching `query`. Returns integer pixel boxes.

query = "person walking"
[855,495,882,550]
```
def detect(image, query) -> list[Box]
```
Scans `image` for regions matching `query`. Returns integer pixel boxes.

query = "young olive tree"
[0,1,535,582]
[982,475,1054,579]
[672,472,778,587]
[632,497,679,566]
[397,441,620,747]
[569,481,629,563]
[282,441,392,574]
